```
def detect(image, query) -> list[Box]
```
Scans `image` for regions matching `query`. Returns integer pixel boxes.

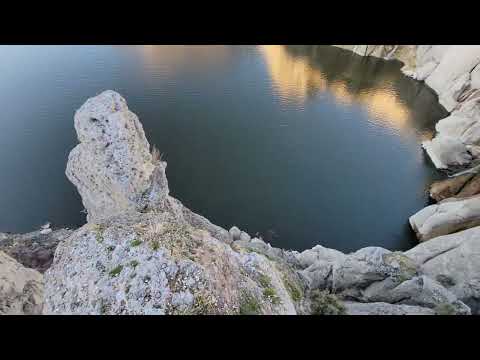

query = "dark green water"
[0,45,448,252]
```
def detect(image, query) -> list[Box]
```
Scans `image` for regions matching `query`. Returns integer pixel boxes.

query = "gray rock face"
[405,226,480,313]
[44,214,301,315]
[0,251,44,315]
[299,245,469,314]
[0,228,72,273]
[333,248,418,293]
[409,195,480,241]
[344,301,435,315]
[362,275,470,314]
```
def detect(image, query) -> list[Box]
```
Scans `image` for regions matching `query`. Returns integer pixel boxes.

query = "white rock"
[406,226,480,313]
[409,194,480,241]
[471,64,480,89]
[415,60,438,81]
[422,137,472,169]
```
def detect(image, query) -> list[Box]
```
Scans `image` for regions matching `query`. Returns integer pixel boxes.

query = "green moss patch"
[109,265,124,278]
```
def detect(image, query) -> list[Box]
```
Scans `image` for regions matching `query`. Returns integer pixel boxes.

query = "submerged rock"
[0,251,43,315]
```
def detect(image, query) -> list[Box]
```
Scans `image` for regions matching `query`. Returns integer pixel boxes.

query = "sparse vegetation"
[258,274,272,288]
[151,145,163,164]
[283,276,303,302]
[130,239,142,247]
[257,273,281,305]
[92,224,106,244]
[109,265,123,277]
[310,290,346,315]
[150,240,160,251]
[435,303,457,315]
[130,260,139,268]
[263,287,281,305]
[239,293,262,315]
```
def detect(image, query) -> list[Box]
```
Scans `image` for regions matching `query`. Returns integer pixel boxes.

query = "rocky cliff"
[37,90,479,315]
[335,45,480,172]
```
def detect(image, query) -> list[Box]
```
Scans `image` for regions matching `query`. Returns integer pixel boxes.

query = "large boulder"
[405,226,480,314]
[0,251,43,315]
[425,45,480,111]
[299,246,418,294]
[409,194,480,241]
[66,90,156,223]
[422,85,480,171]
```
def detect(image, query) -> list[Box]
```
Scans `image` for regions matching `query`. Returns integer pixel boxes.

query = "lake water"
[0,45,448,252]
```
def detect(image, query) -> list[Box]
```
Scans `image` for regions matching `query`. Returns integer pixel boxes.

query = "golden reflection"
[138,45,233,72]
[259,45,327,101]
[259,45,411,132]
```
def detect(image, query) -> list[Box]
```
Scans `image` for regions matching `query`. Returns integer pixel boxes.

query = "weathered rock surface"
[66,91,156,223]
[0,228,72,273]
[296,243,471,314]
[429,173,480,201]
[406,226,480,313]
[45,213,304,315]
[0,251,44,315]
[344,301,435,315]
[409,194,480,241]
[429,174,475,201]
[45,91,305,315]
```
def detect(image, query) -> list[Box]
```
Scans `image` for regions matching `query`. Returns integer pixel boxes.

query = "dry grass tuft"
[151,145,163,164]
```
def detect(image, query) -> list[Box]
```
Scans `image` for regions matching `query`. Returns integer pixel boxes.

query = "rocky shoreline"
[0,86,477,315]
[2,46,480,315]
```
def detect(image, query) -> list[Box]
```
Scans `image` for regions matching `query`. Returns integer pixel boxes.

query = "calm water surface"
[0,45,448,252]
